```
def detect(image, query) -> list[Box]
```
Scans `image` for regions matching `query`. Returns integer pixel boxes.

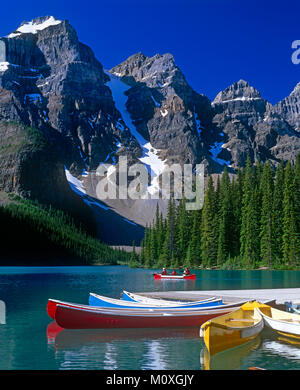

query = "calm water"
[0,266,300,370]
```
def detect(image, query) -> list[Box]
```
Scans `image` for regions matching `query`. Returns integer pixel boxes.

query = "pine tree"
[294,154,300,241]
[185,242,192,268]
[217,167,232,265]
[240,156,260,268]
[282,161,299,265]
[158,199,176,267]
[259,161,274,267]
[230,170,243,257]
[175,198,190,265]
[272,161,285,265]
[190,209,202,266]
[143,224,151,267]
[201,176,218,267]
[129,241,139,267]
[140,238,146,265]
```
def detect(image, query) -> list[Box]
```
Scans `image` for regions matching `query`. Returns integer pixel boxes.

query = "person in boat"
[171,269,177,275]
[183,267,190,275]
[161,267,167,275]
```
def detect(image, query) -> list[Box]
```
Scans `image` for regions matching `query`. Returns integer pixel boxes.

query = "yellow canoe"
[257,305,300,340]
[200,301,268,356]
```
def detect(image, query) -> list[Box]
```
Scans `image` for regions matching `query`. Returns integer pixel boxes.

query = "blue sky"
[1,0,299,104]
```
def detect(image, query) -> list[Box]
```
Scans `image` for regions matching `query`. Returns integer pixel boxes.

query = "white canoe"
[257,306,300,340]
[122,290,217,306]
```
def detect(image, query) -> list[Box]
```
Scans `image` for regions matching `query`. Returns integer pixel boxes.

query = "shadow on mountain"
[83,194,145,246]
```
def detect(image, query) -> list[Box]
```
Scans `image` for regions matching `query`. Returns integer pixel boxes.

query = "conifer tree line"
[0,196,130,265]
[137,155,300,270]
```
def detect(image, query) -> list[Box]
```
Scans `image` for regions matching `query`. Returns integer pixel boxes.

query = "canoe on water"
[199,301,268,356]
[257,305,300,340]
[121,290,217,305]
[154,273,195,280]
[47,298,255,329]
[53,303,244,329]
[47,298,245,320]
[89,292,223,309]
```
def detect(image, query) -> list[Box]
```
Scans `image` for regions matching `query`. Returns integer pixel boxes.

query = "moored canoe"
[199,301,268,355]
[47,298,253,325]
[257,305,300,340]
[53,304,240,329]
[89,292,223,309]
[122,290,216,305]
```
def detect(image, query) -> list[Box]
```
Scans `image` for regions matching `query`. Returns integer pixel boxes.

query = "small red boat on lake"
[154,273,196,280]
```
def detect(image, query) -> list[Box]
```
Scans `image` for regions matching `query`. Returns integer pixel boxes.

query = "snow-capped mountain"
[0,16,299,243]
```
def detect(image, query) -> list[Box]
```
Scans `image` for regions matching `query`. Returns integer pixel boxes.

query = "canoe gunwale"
[55,303,239,318]
[257,307,300,337]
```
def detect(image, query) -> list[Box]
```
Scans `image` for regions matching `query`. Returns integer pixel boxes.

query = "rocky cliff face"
[271,83,300,130]
[110,52,214,167]
[0,16,300,241]
[211,79,300,168]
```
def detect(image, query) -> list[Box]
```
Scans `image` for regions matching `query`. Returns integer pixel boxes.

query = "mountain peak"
[213,79,263,104]
[109,51,178,85]
[7,16,62,38]
[291,82,300,95]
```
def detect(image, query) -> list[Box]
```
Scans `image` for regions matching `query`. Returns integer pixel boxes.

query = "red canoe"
[47,298,248,322]
[54,304,237,329]
[154,273,196,280]
[47,299,85,320]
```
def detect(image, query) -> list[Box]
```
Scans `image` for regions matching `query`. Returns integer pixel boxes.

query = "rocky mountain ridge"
[0,16,299,243]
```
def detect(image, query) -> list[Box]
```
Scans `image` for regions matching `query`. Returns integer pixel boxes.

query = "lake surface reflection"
[0,266,300,370]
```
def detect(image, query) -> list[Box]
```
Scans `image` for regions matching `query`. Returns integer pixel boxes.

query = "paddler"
[162,267,167,275]
[171,269,177,275]
[183,267,190,275]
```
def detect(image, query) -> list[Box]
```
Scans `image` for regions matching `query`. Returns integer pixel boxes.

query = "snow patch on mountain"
[212,96,262,105]
[0,62,10,72]
[8,16,62,38]
[105,71,167,196]
[65,167,86,196]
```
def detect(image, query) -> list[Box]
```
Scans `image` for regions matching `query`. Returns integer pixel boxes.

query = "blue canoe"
[89,293,223,309]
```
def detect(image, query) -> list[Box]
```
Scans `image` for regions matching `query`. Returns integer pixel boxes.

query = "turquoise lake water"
[0,266,300,370]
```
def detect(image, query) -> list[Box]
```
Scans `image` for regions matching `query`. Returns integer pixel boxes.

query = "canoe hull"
[200,302,266,355]
[54,304,236,329]
[154,273,195,280]
[258,307,300,340]
[202,317,264,356]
